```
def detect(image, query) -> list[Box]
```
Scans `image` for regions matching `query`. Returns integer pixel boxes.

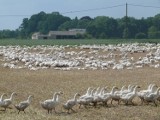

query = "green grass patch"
[0,39,159,46]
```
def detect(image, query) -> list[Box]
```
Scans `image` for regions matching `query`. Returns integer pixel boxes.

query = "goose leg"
[118,100,120,105]
[105,101,108,107]
[94,102,97,108]
[111,99,113,105]
[18,110,20,114]
[153,101,157,107]
[67,109,70,114]
[53,107,57,114]
[125,101,128,105]
[79,104,81,109]
[47,109,49,114]
[119,99,122,105]
[71,108,76,113]
[23,110,26,114]
[4,108,6,112]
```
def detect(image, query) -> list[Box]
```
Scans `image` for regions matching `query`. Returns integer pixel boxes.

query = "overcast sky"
[0,0,160,30]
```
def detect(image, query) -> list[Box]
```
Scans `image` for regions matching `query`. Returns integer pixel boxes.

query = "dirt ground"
[0,65,160,120]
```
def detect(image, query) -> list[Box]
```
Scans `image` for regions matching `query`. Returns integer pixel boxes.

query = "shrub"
[135,33,147,39]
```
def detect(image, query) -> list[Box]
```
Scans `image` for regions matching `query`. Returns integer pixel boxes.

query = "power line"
[0,15,31,17]
[128,4,160,9]
[0,3,159,17]
[61,4,125,14]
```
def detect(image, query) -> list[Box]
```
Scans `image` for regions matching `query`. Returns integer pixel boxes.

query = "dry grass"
[0,65,160,120]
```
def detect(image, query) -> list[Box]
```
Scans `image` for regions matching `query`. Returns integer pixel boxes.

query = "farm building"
[31,32,49,40]
[32,29,86,40]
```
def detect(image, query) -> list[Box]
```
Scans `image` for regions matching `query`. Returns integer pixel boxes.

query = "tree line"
[0,11,160,39]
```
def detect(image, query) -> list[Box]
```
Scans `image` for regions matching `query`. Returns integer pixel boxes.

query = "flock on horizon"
[0,84,160,114]
[0,43,160,71]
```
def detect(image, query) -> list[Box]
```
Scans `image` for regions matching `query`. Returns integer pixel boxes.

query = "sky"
[0,0,160,30]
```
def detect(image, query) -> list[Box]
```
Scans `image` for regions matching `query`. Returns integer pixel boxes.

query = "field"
[0,39,159,46]
[0,67,160,120]
[0,40,160,120]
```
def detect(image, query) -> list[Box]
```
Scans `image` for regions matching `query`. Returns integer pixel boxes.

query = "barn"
[32,29,86,40]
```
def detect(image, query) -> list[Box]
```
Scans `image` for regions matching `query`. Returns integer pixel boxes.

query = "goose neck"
[155,88,160,95]
[0,94,5,101]
[53,92,58,101]
[28,96,33,103]
[10,93,16,100]
[73,93,79,102]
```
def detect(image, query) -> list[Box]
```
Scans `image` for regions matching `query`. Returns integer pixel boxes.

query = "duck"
[63,93,80,113]
[143,87,160,106]
[120,85,140,105]
[14,95,34,114]
[40,91,63,114]
[1,92,17,111]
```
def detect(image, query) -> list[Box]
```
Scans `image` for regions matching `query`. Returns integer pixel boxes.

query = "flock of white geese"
[0,84,160,114]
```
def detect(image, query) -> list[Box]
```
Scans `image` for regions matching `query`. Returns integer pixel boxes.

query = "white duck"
[1,92,17,111]
[143,87,160,106]
[120,85,140,105]
[14,95,34,114]
[40,91,63,114]
[63,93,80,113]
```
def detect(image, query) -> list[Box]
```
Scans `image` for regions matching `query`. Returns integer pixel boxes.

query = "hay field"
[0,65,160,120]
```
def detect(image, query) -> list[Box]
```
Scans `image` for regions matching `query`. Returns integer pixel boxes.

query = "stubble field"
[0,66,160,120]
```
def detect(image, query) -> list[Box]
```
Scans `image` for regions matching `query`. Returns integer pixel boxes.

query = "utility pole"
[125,2,128,40]
[126,3,128,19]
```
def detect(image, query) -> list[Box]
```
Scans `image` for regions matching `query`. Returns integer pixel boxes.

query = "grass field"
[0,66,160,120]
[0,39,159,46]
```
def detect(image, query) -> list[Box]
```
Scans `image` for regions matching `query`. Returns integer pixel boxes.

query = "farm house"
[31,29,86,40]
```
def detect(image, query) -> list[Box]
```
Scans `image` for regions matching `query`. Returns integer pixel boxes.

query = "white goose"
[1,92,17,111]
[120,85,140,105]
[63,93,80,113]
[137,84,158,104]
[79,87,92,99]
[111,85,126,105]
[40,91,63,114]
[143,87,160,106]
[14,95,34,114]
[93,86,108,107]
[121,85,135,95]
[101,86,118,106]
[78,88,96,108]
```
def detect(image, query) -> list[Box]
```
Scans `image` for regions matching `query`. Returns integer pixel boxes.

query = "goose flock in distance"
[0,43,160,71]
